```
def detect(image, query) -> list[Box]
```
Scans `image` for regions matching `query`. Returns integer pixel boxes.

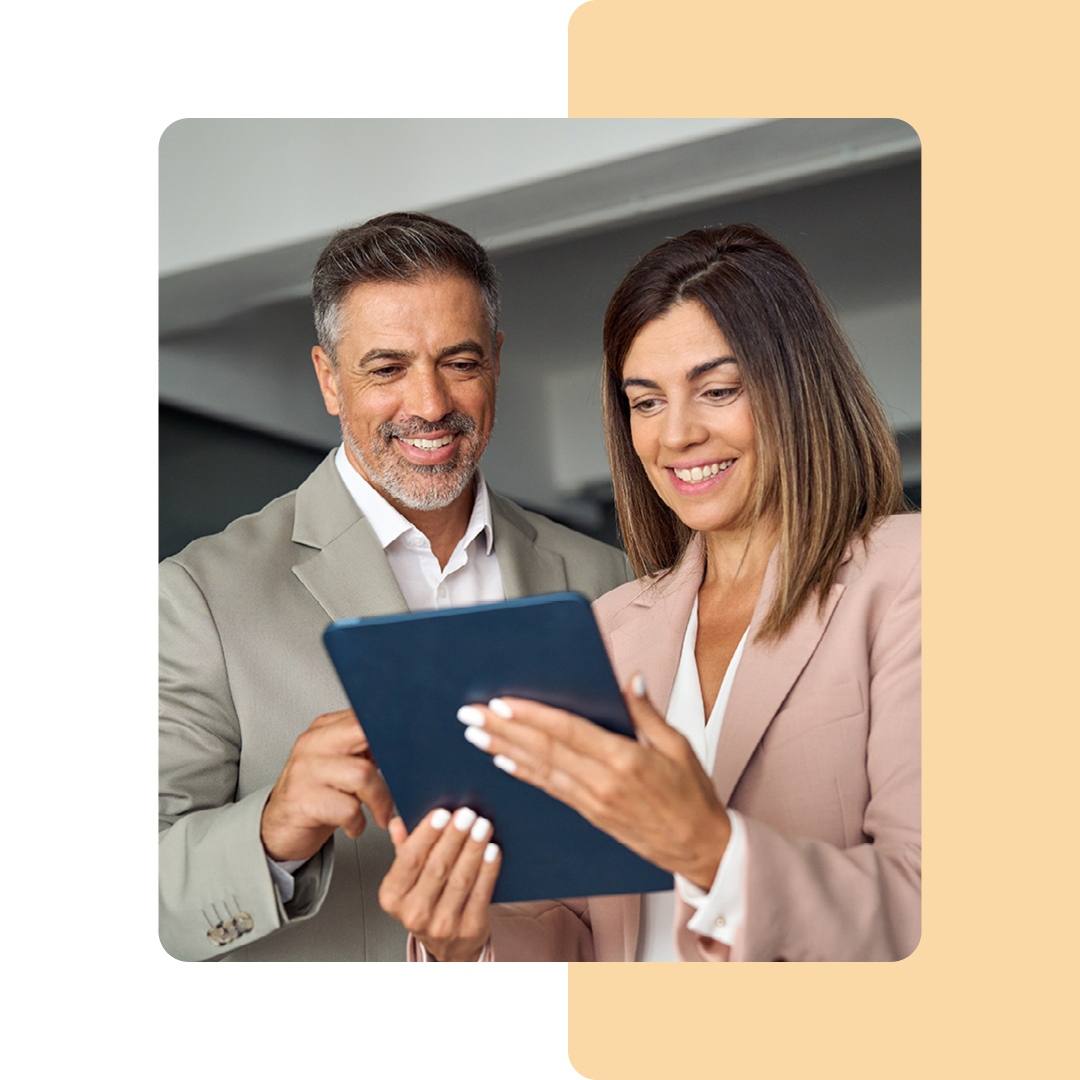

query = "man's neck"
[393,480,477,570]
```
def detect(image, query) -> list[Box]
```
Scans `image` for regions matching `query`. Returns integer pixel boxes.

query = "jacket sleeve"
[693,550,922,962]
[158,559,332,961]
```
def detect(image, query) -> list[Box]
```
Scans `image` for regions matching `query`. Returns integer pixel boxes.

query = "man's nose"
[403,367,454,422]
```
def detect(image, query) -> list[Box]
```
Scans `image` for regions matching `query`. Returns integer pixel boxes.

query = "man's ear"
[312,347,341,416]
[492,331,503,384]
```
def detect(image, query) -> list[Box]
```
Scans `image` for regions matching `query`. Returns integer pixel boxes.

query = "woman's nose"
[659,402,707,449]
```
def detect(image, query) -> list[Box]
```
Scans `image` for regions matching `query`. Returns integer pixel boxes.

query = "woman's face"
[621,301,757,537]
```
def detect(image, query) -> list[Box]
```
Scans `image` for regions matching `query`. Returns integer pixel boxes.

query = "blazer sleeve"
[696,550,921,962]
[158,559,332,961]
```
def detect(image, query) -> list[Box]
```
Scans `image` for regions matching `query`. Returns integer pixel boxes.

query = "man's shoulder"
[488,490,633,598]
[161,452,347,585]
[490,492,628,565]
[162,487,301,585]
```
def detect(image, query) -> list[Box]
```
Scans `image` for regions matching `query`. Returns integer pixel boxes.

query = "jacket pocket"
[762,679,866,752]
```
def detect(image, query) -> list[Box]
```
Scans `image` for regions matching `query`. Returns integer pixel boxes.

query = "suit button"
[207,924,237,946]
[714,916,726,928]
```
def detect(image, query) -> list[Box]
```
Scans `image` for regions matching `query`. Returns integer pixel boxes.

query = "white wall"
[160,118,768,274]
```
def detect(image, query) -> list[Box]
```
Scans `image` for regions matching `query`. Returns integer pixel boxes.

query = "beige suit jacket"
[159,452,632,961]
[487,514,920,962]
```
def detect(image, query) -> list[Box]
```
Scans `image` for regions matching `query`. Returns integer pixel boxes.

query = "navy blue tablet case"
[323,592,673,903]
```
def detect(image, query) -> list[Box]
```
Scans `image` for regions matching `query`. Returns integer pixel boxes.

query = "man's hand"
[260,709,394,863]
[379,808,501,962]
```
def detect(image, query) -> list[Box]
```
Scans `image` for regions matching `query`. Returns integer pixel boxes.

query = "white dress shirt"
[268,448,506,904]
[636,595,749,961]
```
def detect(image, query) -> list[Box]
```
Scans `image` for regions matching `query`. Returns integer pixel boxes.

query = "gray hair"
[312,211,501,365]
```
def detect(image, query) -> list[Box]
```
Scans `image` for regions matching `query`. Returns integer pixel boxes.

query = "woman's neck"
[700,520,777,593]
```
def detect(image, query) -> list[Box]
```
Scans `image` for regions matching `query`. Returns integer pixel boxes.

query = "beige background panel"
[568,1,1075,1078]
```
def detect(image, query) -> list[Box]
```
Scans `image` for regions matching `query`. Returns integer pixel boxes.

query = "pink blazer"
[487,514,921,962]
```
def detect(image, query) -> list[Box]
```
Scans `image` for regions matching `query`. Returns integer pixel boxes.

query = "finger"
[379,808,455,900]
[459,701,624,805]
[383,808,479,934]
[458,838,501,931]
[460,711,615,822]
[350,766,394,829]
[311,711,374,754]
[426,812,495,936]
[621,673,685,755]
[461,698,622,768]
[388,816,408,849]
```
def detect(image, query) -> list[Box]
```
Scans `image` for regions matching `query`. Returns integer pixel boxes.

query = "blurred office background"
[160,118,920,561]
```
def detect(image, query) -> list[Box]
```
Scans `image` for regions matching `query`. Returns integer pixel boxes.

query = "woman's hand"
[378,807,501,962]
[458,676,731,890]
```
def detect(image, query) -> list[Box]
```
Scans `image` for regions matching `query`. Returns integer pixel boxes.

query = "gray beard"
[341,413,484,512]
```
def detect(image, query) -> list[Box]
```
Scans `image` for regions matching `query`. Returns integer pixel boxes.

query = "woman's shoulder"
[864,513,921,561]
[843,513,921,588]
[592,575,651,625]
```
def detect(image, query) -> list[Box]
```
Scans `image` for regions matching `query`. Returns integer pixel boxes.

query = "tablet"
[323,592,673,903]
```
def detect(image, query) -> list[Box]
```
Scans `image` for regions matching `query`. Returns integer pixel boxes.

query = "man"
[159,212,632,961]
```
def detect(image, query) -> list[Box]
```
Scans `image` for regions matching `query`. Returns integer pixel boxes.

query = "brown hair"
[602,223,906,640]
[312,211,500,364]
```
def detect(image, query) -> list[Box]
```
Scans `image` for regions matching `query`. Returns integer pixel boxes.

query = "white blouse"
[635,595,749,961]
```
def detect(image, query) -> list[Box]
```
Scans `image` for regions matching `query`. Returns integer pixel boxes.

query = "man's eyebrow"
[356,340,488,367]
[621,358,737,392]
[357,348,413,366]
[437,340,487,359]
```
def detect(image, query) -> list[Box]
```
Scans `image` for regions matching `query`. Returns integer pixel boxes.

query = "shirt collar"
[334,444,494,555]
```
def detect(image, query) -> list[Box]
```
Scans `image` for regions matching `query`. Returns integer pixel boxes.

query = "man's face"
[313,274,501,518]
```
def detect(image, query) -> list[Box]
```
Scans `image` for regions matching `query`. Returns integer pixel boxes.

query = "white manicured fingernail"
[453,807,477,832]
[457,705,485,726]
[488,698,514,718]
[471,817,492,842]
[464,726,491,750]
[484,842,500,863]
[493,754,517,774]
[631,674,647,698]
[430,808,451,829]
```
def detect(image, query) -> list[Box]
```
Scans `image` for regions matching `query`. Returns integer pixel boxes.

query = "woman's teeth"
[400,435,454,450]
[673,460,732,483]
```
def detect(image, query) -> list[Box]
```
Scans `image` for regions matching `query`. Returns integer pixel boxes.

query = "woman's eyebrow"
[686,358,737,381]
[622,358,737,391]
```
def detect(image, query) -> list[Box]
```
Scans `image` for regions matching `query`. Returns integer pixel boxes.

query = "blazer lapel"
[289,453,409,621]
[710,551,847,805]
[606,539,706,714]
[489,491,570,599]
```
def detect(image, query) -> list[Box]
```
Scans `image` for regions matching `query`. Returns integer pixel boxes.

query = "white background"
[7,2,591,1077]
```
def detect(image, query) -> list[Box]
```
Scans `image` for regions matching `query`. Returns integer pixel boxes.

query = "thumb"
[622,673,678,751]
[388,816,408,850]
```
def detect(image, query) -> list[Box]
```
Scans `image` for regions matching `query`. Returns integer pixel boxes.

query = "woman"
[379,224,920,962]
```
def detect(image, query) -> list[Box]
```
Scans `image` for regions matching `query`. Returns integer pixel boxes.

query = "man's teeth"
[400,434,454,450]
[673,461,732,483]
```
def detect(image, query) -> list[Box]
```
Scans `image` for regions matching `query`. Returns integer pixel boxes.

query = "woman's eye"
[630,397,662,413]
[703,387,739,403]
